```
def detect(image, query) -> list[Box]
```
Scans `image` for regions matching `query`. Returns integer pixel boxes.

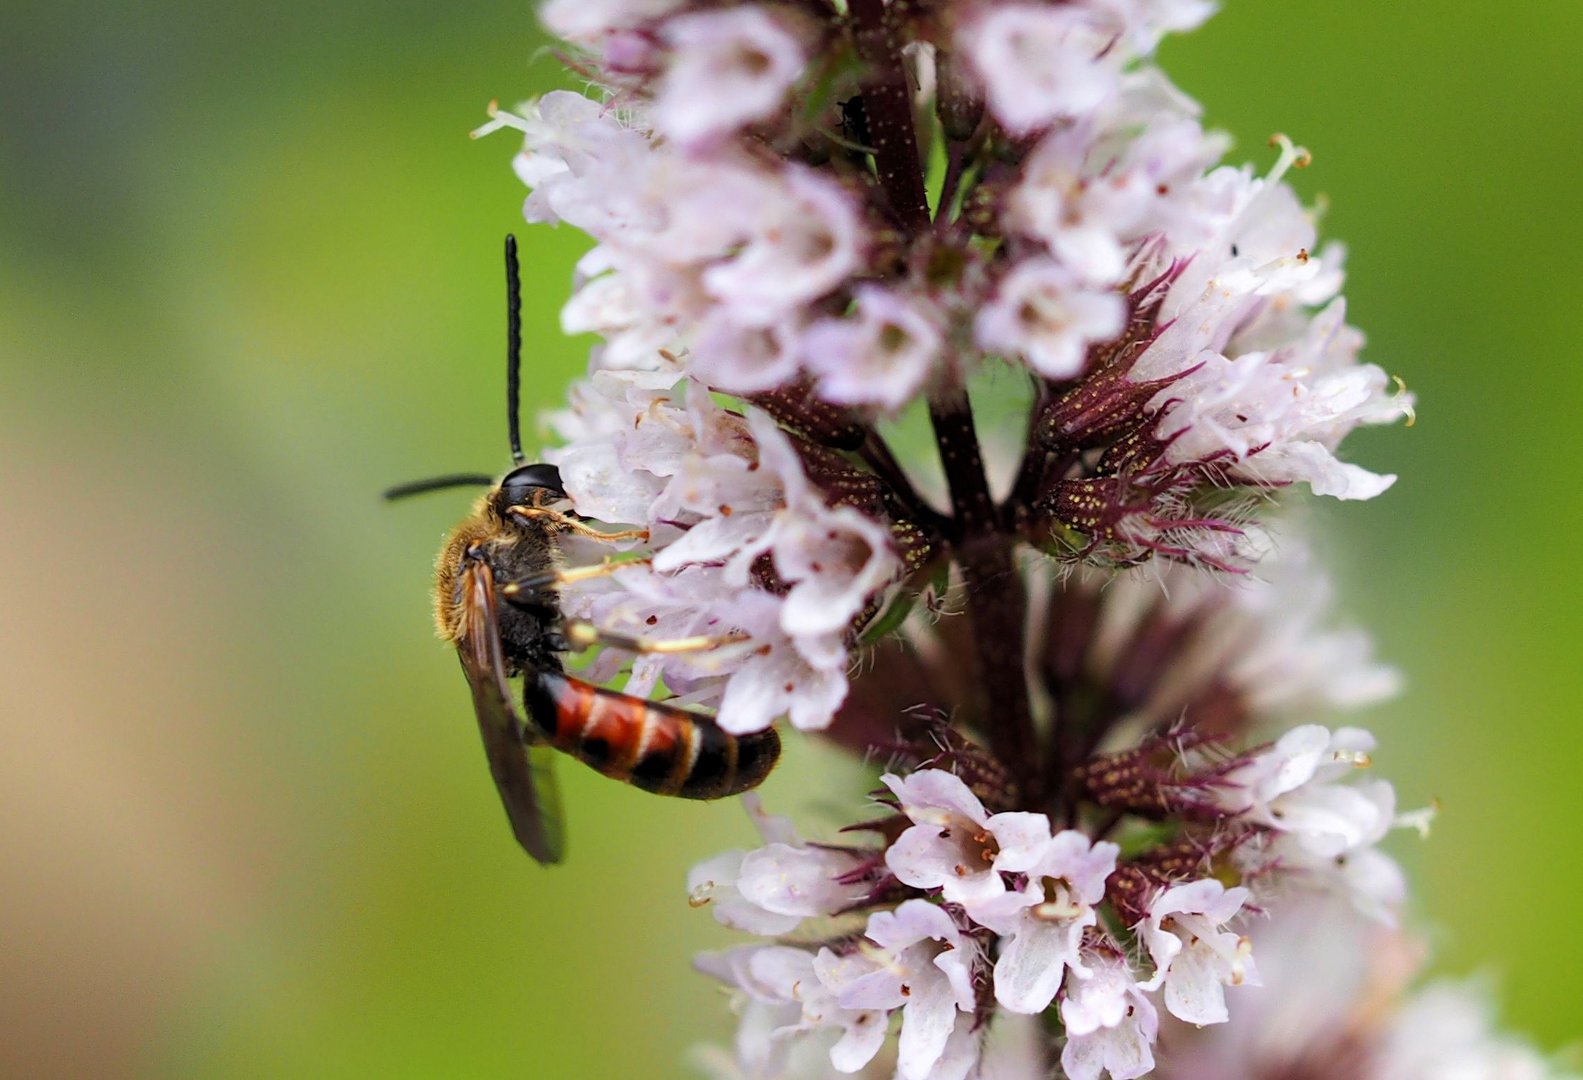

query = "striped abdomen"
[525,671,780,799]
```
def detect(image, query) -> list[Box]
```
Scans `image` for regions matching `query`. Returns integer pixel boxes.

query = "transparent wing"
[456,560,566,864]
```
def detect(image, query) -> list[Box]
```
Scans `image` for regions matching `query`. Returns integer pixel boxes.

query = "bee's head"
[494,462,566,513]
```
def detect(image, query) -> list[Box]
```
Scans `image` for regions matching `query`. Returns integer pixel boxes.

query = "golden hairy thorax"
[432,497,563,643]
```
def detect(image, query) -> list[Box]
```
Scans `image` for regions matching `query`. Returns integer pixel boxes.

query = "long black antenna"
[505,234,525,465]
[383,473,496,501]
[384,239,525,504]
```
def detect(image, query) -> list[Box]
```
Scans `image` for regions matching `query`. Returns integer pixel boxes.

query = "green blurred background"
[2,1,1578,1075]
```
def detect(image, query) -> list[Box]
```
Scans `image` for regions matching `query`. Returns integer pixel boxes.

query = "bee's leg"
[508,505,648,544]
[499,558,653,603]
[558,620,748,656]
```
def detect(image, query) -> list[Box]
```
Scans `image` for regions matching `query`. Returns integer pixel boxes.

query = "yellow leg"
[508,505,649,544]
[500,558,652,599]
[561,619,748,655]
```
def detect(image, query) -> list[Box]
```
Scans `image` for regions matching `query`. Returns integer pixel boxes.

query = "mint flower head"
[478,0,1413,739]
[469,0,1556,1075]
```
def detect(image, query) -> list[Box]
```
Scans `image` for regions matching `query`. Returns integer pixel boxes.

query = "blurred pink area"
[0,409,286,1076]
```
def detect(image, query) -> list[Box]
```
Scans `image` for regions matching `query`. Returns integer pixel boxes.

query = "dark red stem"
[928,392,1041,800]
[847,0,931,233]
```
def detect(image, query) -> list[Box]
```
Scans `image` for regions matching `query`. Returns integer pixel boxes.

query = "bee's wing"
[457,560,566,864]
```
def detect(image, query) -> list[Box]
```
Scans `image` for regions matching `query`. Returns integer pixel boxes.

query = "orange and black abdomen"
[525,671,779,799]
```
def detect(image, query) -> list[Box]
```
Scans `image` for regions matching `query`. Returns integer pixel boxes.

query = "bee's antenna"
[383,473,496,501]
[506,234,525,466]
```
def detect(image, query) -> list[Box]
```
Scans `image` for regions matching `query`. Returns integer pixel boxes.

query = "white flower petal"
[884,771,990,827]
[896,972,962,1080]
[829,1010,889,1073]
[993,915,1086,1014]
[739,843,863,919]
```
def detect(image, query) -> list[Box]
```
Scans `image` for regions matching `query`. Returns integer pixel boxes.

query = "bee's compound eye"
[498,463,566,508]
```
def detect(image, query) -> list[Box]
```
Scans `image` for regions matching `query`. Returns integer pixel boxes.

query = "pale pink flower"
[881,769,1046,908]
[538,0,683,48]
[689,798,866,935]
[1248,779,1409,923]
[817,900,980,1080]
[803,286,944,411]
[560,271,679,371]
[1153,893,1577,1080]
[973,258,1127,379]
[654,7,809,148]
[959,4,1122,136]
[1381,981,1578,1080]
[973,826,1119,1014]
[688,316,804,394]
[1204,724,1418,921]
[1000,123,1134,286]
[1060,953,1160,1080]
[1000,74,1226,285]
[1099,0,1216,50]
[700,167,867,326]
[1212,725,1390,852]
[547,373,902,733]
[699,944,889,1078]
[745,411,903,642]
[1138,879,1258,1025]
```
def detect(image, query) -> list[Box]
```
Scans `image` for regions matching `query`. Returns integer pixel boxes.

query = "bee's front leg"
[507,505,649,544]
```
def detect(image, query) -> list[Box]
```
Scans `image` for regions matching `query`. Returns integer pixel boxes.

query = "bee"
[386,237,780,864]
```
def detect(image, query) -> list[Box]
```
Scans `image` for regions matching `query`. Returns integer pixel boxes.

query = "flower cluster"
[546,371,905,732]
[690,547,1424,1079]
[473,0,1564,1074]
[480,0,1412,734]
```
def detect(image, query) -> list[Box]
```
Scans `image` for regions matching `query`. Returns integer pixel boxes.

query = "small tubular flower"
[652,7,809,148]
[1138,879,1258,1025]
[881,769,1038,908]
[803,286,944,410]
[972,826,1118,1014]
[815,900,981,1080]
[1060,953,1161,1080]
[689,799,867,934]
[973,258,1128,380]
[958,4,1124,136]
